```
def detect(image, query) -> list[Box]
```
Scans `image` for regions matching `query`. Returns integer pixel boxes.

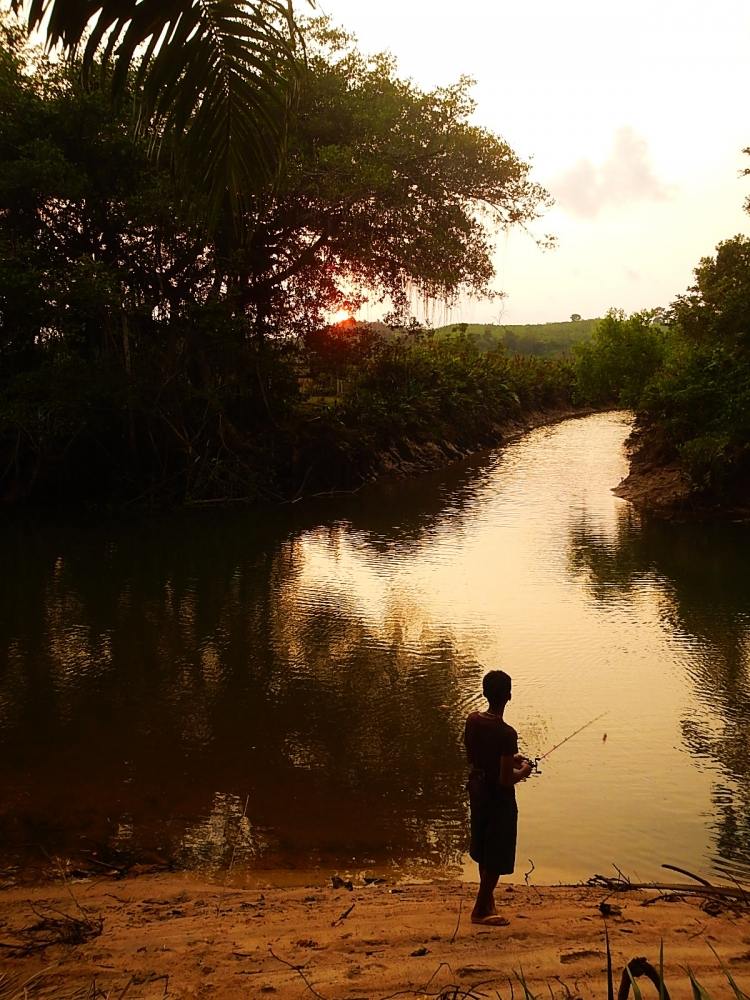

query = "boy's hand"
[518,760,533,779]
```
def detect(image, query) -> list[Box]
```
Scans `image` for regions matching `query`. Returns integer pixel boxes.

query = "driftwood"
[590,877,745,898]
[588,863,749,903]
[0,906,103,956]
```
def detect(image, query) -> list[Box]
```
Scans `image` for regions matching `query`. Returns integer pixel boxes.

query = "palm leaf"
[12,0,310,216]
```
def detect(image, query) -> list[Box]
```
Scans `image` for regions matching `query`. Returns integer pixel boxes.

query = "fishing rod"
[523,710,607,774]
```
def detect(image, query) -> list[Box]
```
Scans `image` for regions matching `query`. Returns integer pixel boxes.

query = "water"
[2,411,750,885]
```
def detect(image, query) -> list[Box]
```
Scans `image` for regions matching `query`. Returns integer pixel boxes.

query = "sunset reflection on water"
[2,412,749,884]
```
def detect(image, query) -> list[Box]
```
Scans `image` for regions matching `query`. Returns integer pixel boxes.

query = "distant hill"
[433,319,600,356]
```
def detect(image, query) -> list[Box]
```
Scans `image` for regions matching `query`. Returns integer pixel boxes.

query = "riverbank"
[1,873,748,999]
[334,404,603,498]
[2,335,581,509]
[613,425,750,521]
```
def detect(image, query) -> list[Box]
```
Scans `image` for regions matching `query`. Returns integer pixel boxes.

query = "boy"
[464,669,532,925]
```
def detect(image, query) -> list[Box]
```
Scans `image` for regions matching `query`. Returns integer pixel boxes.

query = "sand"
[1,872,749,999]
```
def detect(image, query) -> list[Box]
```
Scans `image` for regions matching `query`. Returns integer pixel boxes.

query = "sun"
[329,308,354,325]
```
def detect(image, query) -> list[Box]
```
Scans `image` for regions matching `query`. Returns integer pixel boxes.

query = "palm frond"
[12,0,311,216]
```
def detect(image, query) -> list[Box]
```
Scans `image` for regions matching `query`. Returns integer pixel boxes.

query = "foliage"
[0,20,563,507]
[573,309,668,407]
[434,319,598,356]
[670,235,750,349]
[11,0,308,217]
[232,19,552,336]
[630,236,750,505]
[638,337,750,495]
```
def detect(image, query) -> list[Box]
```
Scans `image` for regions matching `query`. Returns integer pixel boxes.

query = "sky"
[318,0,750,325]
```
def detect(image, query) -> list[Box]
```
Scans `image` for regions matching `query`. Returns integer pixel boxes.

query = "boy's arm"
[500,753,532,787]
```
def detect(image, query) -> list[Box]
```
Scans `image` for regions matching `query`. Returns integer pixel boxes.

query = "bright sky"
[318,0,750,324]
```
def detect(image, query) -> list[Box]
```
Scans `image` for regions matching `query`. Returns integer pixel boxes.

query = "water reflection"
[569,510,750,879]
[4,413,750,884]
[0,512,479,877]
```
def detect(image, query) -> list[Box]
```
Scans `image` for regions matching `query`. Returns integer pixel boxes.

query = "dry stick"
[450,899,463,944]
[727,874,750,906]
[688,922,708,940]
[379,977,485,1000]
[116,976,135,1000]
[524,859,543,903]
[612,864,631,886]
[661,864,713,887]
[591,878,746,899]
[42,849,95,925]
[331,902,355,927]
[640,892,685,907]
[84,857,126,876]
[268,945,328,1000]
[423,962,454,991]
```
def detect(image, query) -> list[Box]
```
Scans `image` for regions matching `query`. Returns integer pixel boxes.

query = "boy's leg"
[472,866,503,921]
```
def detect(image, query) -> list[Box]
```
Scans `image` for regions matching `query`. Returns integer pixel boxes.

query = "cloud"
[552,127,672,218]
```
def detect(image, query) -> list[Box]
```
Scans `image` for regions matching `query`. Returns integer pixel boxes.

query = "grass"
[434,320,600,357]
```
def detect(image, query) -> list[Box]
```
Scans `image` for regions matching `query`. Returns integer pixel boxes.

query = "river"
[2,411,750,886]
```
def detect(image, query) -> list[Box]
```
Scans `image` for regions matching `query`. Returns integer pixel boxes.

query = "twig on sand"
[524,859,542,903]
[268,945,328,1000]
[44,850,99,925]
[450,899,463,943]
[640,893,685,907]
[331,902,355,927]
[0,903,103,956]
[423,962,454,991]
[379,972,500,999]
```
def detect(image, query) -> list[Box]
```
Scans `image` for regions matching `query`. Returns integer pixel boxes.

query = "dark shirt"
[464,712,518,796]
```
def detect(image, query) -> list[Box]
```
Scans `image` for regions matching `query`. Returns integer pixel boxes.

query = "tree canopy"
[670,235,750,350]
[0,18,559,506]
[11,0,309,216]
[229,21,551,335]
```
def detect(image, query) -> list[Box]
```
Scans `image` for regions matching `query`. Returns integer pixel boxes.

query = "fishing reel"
[519,755,541,776]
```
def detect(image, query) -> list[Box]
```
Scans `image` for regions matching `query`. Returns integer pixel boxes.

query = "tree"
[570,313,582,322]
[573,309,667,406]
[11,0,309,217]
[0,26,213,364]
[224,22,551,336]
[670,235,750,350]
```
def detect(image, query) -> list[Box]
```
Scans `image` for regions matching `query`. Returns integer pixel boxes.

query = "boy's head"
[483,669,512,706]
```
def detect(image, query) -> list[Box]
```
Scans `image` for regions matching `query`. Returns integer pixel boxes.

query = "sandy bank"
[1,873,748,999]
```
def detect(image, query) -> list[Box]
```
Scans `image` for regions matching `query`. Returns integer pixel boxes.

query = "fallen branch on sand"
[588,863,750,904]
[0,905,103,956]
[268,945,328,1000]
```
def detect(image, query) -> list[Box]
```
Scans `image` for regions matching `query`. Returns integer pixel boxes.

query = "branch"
[268,945,328,1000]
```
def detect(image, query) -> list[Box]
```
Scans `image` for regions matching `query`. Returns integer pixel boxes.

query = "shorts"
[468,785,518,876]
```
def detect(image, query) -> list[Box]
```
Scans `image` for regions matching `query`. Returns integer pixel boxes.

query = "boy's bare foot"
[470,914,510,926]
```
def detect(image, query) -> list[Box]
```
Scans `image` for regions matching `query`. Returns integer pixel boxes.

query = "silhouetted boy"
[464,669,531,925]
